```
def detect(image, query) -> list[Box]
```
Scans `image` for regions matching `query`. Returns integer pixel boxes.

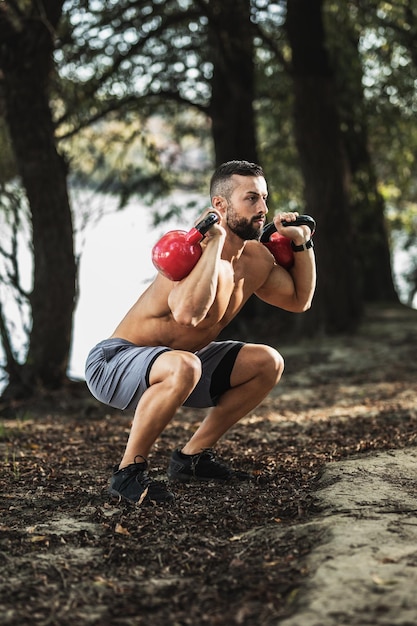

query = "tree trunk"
[349,144,398,302]
[206,0,269,333]
[207,0,258,166]
[0,2,76,397]
[285,0,362,333]
[330,12,398,303]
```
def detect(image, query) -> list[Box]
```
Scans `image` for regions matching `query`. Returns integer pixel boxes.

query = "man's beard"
[226,205,262,241]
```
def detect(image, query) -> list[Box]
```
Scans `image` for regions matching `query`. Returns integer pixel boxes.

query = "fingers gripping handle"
[260,214,316,270]
[186,212,219,244]
[282,214,316,233]
[260,214,316,242]
[196,212,219,235]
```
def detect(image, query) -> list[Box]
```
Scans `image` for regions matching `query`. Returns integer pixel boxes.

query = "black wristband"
[291,239,314,252]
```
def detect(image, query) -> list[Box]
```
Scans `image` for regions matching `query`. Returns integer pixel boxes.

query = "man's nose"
[258,199,268,215]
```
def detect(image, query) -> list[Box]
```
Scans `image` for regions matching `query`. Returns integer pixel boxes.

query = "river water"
[69,189,204,380]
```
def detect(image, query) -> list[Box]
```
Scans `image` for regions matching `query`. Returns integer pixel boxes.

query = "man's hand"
[273,212,311,246]
[197,209,225,242]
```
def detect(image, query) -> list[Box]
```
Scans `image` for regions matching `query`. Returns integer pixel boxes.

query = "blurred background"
[1,0,416,401]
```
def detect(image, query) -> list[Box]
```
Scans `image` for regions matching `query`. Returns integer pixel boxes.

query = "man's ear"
[211,195,227,212]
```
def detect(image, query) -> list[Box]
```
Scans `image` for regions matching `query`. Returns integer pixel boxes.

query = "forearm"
[276,214,316,311]
[168,237,224,326]
[256,233,316,312]
[289,246,316,311]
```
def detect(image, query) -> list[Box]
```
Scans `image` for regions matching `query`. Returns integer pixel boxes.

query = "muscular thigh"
[183,340,244,409]
[230,343,284,387]
[148,350,202,385]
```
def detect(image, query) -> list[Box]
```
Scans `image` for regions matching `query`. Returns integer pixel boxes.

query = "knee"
[265,346,284,384]
[163,351,202,392]
[251,344,284,386]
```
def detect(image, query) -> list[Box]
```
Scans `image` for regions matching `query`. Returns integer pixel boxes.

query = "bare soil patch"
[1,304,416,626]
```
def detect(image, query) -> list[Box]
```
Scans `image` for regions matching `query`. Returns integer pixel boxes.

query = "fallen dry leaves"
[0,304,416,625]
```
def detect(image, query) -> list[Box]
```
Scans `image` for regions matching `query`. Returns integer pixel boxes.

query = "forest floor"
[1,303,417,626]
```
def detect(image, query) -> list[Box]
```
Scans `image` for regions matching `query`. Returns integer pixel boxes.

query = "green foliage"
[62,105,212,212]
[3,0,417,218]
[64,114,171,203]
[386,202,417,236]
[354,0,417,207]
[1,1,416,232]
[54,0,218,207]
[56,0,212,131]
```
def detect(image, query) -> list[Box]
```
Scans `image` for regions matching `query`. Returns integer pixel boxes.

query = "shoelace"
[190,448,230,473]
[131,457,170,495]
[129,455,154,487]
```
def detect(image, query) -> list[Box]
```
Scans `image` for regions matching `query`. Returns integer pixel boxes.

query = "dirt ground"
[0,304,416,626]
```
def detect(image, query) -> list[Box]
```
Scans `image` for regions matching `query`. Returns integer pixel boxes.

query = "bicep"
[255,264,298,310]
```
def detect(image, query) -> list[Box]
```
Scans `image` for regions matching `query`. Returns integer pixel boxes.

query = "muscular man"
[85,160,316,504]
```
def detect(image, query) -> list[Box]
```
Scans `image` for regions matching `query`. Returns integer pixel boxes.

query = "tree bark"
[285,0,362,333]
[0,2,76,397]
[348,138,398,302]
[207,0,258,166]
[205,0,268,332]
[331,16,398,303]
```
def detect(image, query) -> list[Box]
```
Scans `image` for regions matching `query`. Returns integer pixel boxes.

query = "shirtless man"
[85,160,316,503]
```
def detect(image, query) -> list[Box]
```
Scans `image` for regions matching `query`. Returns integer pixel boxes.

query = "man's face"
[225,175,268,241]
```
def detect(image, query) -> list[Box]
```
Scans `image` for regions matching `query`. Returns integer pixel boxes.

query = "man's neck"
[222,230,247,262]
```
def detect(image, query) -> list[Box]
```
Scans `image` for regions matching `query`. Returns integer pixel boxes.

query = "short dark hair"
[210,160,265,200]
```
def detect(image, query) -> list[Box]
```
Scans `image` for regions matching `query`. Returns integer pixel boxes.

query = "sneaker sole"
[109,487,174,504]
[167,471,234,483]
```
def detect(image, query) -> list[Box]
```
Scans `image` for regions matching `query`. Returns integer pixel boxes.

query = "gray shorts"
[85,338,244,411]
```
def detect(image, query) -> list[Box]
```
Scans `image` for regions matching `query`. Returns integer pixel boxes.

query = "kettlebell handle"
[186,212,219,243]
[260,214,316,242]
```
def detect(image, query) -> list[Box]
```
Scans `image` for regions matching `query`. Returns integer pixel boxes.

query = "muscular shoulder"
[244,240,275,271]
[234,240,275,291]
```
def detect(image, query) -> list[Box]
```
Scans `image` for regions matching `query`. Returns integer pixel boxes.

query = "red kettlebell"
[152,212,219,281]
[260,215,316,269]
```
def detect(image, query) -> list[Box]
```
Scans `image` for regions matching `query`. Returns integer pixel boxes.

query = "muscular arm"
[256,218,316,312]
[167,229,232,327]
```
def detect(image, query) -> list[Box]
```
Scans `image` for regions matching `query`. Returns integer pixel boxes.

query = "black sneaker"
[167,448,252,483]
[109,458,174,504]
